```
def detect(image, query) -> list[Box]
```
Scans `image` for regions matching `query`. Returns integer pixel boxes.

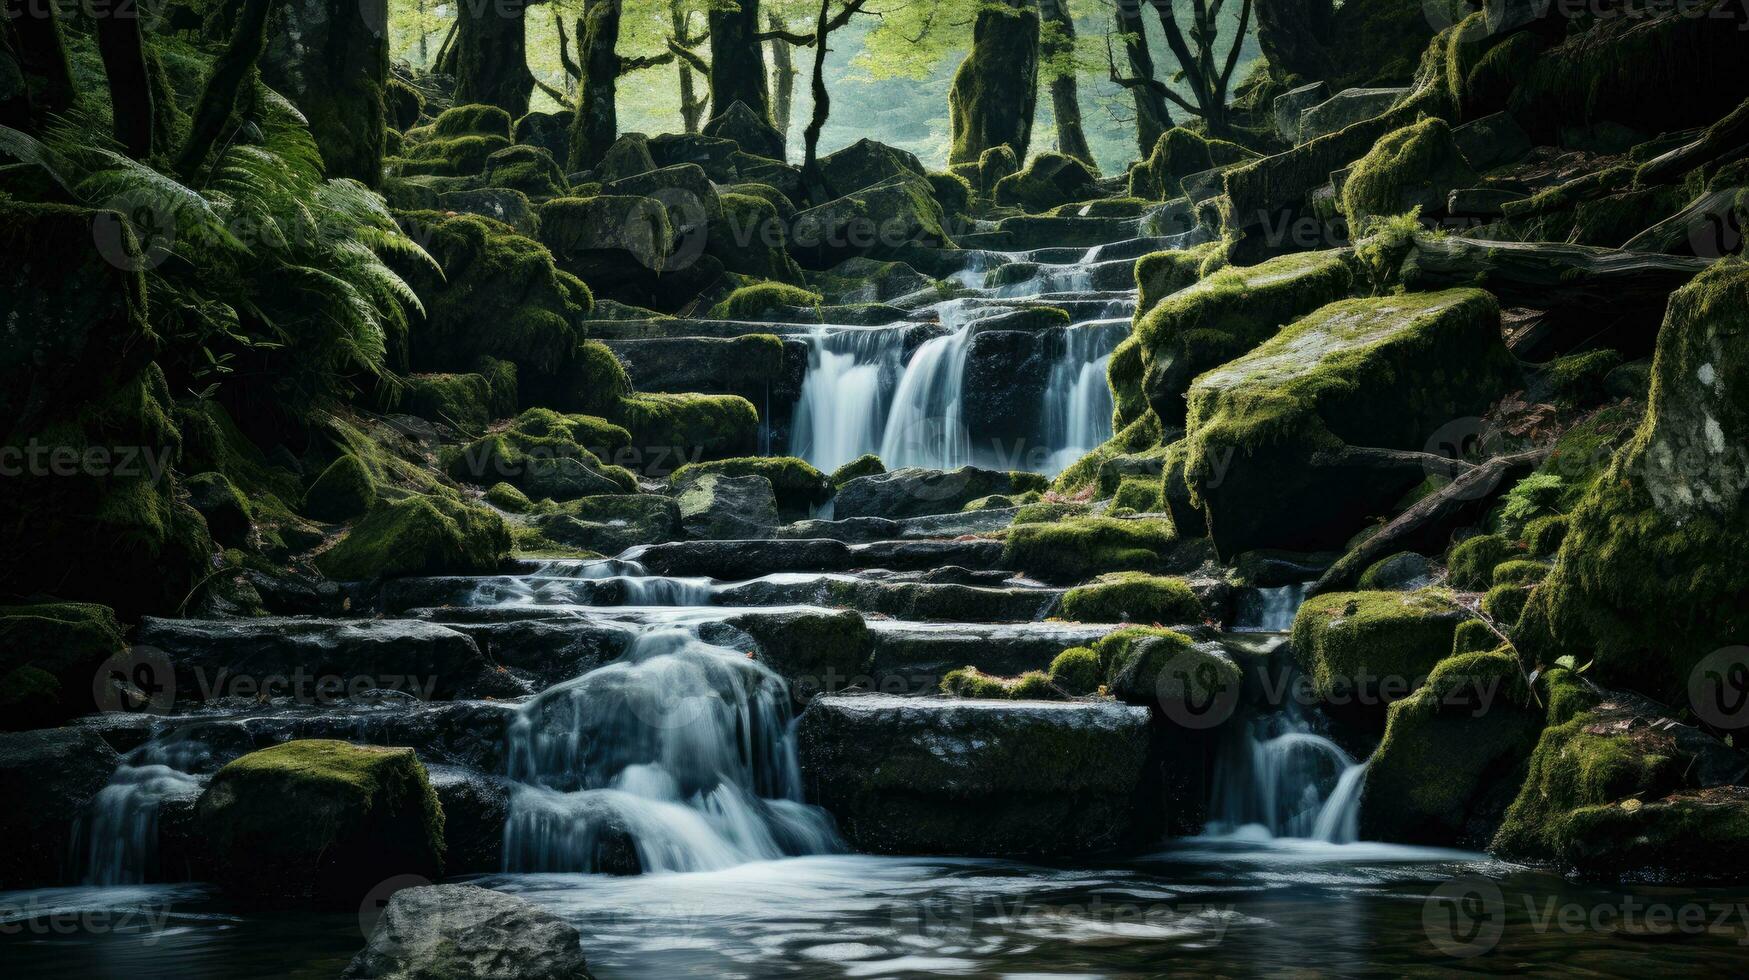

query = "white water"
[1234,583,1311,632]
[1042,319,1128,473]
[789,328,906,472]
[500,627,840,873]
[1205,702,1367,845]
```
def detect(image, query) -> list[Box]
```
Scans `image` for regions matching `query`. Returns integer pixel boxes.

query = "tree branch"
[667,37,709,73]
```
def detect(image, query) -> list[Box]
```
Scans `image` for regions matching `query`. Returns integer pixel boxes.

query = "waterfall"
[876,325,975,470]
[1233,583,1311,632]
[789,327,907,473]
[1205,703,1367,844]
[500,627,840,873]
[1041,319,1126,473]
[76,732,214,885]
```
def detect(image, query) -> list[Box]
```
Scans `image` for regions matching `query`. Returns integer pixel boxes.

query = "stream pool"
[5,838,1747,977]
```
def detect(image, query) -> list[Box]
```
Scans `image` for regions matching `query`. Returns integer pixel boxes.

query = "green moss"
[1446,533,1521,590]
[394,134,511,177]
[961,491,1041,512]
[669,456,831,513]
[473,356,519,419]
[1133,240,1229,319]
[1482,583,1530,626]
[992,153,1099,213]
[941,666,1066,701]
[1048,197,1156,218]
[724,182,798,221]
[1340,118,1477,224]
[508,407,632,454]
[927,171,974,218]
[1523,515,1569,556]
[1135,249,1358,429]
[1051,412,1164,499]
[1092,626,1240,708]
[447,420,637,501]
[482,144,567,199]
[612,392,761,470]
[1361,650,1541,845]
[975,145,1018,195]
[1061,572,1202,625]
[316,495,510,580]
[1450,618,1499,656]
[197,740,444,906]
[710,282,823,320]
[710,194,804,283]
[1544,349,1624,409]
[1001,516,1181,584]
[1047,646,1102,695]
[184,471,253,547]
[1127,128,1256,201]
[1290,588,1469,717]
[384,77,425,131]
[1492,560,1549,587]
[485,482,533,513]
[400,373,493,430]
[0,603,125,729]
[829,454,885,486]
[430,103,512,140]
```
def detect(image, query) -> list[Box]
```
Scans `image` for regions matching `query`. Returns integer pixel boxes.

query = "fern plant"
[1,84,437,421]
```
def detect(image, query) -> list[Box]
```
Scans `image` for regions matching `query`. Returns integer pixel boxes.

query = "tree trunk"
[455,0,536,116]
[569,0,622,170]
[799,0,830,201]
[1039,0,1091,164]
[177,0,278,180]
[261,0,389,185]
[1115,0,1170,155]
[95,10,154,158]
[671,0,706,133]
[767,11,796,140]
[5,0,77,126]
[708,0,769,122]
[947,0,1039,166]
[1252,0,1336,83]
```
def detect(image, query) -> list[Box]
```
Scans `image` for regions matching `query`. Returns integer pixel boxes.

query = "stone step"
[865,620,1120,694]
[623,537,1007,578]
[778,506,1021,542]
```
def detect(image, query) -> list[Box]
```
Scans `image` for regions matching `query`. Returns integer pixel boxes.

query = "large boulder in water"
[834,466,1048,520]
[675,471,780,540]
[796,693,1151,855]
[0,728,120,888]
[344,883,591,979]
[197,740,445,906]
[1178,289,1516,556]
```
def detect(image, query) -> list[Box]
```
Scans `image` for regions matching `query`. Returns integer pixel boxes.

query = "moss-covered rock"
[1481,582,1531,628]
[1047,645,1102,695]
[1001,517,1196,585]
[197,740,444,906]
[818,138,927,195]
[1134,249,1358,430]
[399,372,493,430]
[429,104,513,141]
[1290,588,1470,723]
[535,493,682,554]
[946,0,1039,167]
[304,454,377,523]
[1127,128,1257,201]
[612,392,761,473]
[448,412,637,502]
[1357,551,1435,591]
[1340,118,1478,223]
[481,144,567,199]
[184,471,253,548]
[941,666,1064,700]
[1492,559,1549,587]
[0,604,127,730]
[1181,289,1515,557]
[927,171,974,221]
[1543,349,1624,409]
[485,482,532,513]
[1133,239,1229,320]
[992,152,1099,213]
[669,456,831,517]
[536,194,678,307]
[710,282,822,320]
[1093,626,1242,714]
[384,76,425,132]
[976,145,1019,196]
[393,134,511,177]
[1523,514,1569,556]
[829,454,885,486]
[1520,260,1749,704]
[1446,533,1521,590]
[789,174,953,268]
[709,193,804,283]
[316,495,510,580]
[1360,651,1542,846]
[1061,572,1202,625]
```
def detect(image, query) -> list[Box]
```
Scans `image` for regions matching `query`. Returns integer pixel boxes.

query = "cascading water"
[1205,698,1367,844]
[500,627,840,873]
[75,731,214,885]
[1233,583,1311,632]
[1041,319,1127,473]
[789,327,907,473]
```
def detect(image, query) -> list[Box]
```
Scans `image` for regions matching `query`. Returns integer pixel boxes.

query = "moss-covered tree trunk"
[4,0,76,126]
[178,0,278,180]
[1253,0,1335,82]
[93,10,154,158]
[569,0,622,170]
[671,0,707,132]
[260,0,388,185]
[1039,0,1091,165]
[708,0,769,122]
[1115,0,1170,156]
[767,11,796,139]
[455,0,536,116]
[947,0,1039,167]
[799,0,830,198]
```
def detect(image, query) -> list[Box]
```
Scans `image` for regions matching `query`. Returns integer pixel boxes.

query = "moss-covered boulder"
[1093,626,1243,716]
[317,495,510,580]
[1520,260,1749,704]
[1360,651,1543,846]
[834,466,1046,521]
[1132,249,1358,430]
[946,0,1040,167]
[1181,289,1516,557]
[708,193,804,283]
[1356,551,1434,590]
[818,137,927,195]
[940,667,1064,700]
[710,282,822,320]
[524,341,632,418]
[669,456,830,518]
[428,104,513,141]
[1133,239,1229,320]
[612,392,761,474]
[703,100,786,160]
[721,609,873,702]
[1492,670,1749,882]
[830,454,885,486]
[0,604,127,731]
[481,144,567,199]
[1339,118,1478,224]
[1002,516,1200,585]
[394,134,511,177]
[672,471,778,540]
[992,152,1099,213]
[1047,646,1102,695]
[184,471,253,548]
[796,694,1150,856]
[1127,128,1258,201]
[1446,533,1522,590]
[305,454,377,523]
[1290,588,1470,724]
[536,195,673,303]
[449,410,636,502]
[790,174,953,268]
[0,203,211,618]
[976,145,1019,196]
[392,212,590,377]
[400,372,494,430]
[1061,572,1203,625]
[535,493,682,554]
[197,740,444,906]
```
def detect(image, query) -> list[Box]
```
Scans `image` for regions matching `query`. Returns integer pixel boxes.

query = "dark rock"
[1356,552,1435,591]
[796,694,1152,855]
[647,132,740,182]
[1450,112,1534,172]
[790,174,951,268]
[676,471,780,540]
[867,622,1118,694]
[438,188,538,234]
[1298,87,1409,142]
[513,110,570,160]
[703,100,785,160]
[427,766,510,874]
[0,728,120,887]
[597,132,657,181]
[711,609,873,702]
[344,883,591,979]
[629,538,853,578]
[818,138,926,195]
[834,466,1048,520]
[962,330,1053,445]
[1273,81,1331,142]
